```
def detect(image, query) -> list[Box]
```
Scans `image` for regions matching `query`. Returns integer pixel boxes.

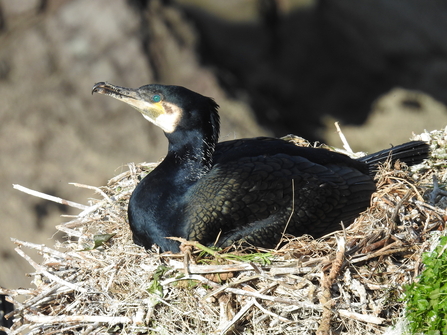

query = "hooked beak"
[92,82,145,109]
[92,82,171,131]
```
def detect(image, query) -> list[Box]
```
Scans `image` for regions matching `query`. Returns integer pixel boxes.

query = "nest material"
[1,129,447,335]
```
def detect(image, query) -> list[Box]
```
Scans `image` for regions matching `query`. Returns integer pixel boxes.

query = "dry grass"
[1,128,447,335]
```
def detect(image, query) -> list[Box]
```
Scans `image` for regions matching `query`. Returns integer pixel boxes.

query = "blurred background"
[1,0,447,291]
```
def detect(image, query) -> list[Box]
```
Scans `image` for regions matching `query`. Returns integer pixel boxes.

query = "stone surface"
[181,0,447,142]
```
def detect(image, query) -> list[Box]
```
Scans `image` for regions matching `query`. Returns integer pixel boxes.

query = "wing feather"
[185,153,375,248]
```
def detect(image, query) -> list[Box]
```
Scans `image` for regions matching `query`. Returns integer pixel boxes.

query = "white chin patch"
[145,102,182,133]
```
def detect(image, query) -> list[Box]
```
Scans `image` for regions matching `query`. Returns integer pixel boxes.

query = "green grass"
[403,235,447,334]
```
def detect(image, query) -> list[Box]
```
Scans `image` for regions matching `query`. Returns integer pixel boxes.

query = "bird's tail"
[357,140,429,176]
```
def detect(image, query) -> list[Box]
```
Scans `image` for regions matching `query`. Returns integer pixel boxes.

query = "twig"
[169,259,257,274]
[14,247,87,293]
[362,237,389,253]
[334,122,353,153]
[390,189,413,229]
[0,287,36,297]
[387,176,425,202]
[317,236,345,335]
[350,246,410,264]
[277,179,295,249]
[12,184,88,210]
[220,287,320,309]
[4,323,31,335]
[78,201,106,217]
[69,183,113,203]
[24,315,131,325]
[219,281,293,334]
[55,225,84,238]
[253,299,293,323]
[81,322,101,335]
[57,217,91,229]
[162,274,321,310]
[160,274,220,288]
[16,283,62,311]
[204,275,262,300]
[338,309,384,325]
[218,299,255,335]
[413,199,447,215]
[167,237,245,264]
[268,266,314,276]
[11,238,73,260]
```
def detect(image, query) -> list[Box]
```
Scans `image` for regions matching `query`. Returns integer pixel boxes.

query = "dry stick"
[334,122,353,153]
[252,299,292,323]
[14,247,87,294]
[412,200,446,234]
[24,315,131,325]
[218,287,321,309]
[388,176,425,202]
[13,282,63,313]
[389,189,413,230]
[0,287,36,297]
[56,216,93,229]
[13,184,88,210]
[316,236,346,335]
[161,274,220,288]
[169,259,258,274]
[162,274,321,310]
[414,199,447,215]
[81,322,101,335]
[11,238,73,260]
[11,286,75,323]
[218,299,255,335]
[219,282,293,334]
[204,275,262,301]
[0,326,10,334]
[69,182,113,203]
[269,266,314,276]
[363,239,401,256]
[50,324,97,335]
[350,246,410,264]
[362,237,389,254]
[5,323,31,335]
[276,179,295,250]
[167,237,245,264]
[77,201,107,217]
[56,225,85,238]
[338,309,385,325]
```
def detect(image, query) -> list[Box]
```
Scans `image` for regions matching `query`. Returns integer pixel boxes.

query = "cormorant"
[92,82,429,253]
[1,294,13,332]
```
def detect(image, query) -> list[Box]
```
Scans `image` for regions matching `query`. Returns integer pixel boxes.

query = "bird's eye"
[152,94,162,103]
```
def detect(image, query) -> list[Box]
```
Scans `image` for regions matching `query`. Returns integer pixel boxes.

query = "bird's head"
[92,82,220,138]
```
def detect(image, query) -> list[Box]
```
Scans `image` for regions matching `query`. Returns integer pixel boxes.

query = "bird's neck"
[166,129,217,181]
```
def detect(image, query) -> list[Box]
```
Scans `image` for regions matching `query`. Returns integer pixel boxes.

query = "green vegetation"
[81,233,116,250]
[403,235,447,334]
[147,265,169,297]
[194,242,274,266]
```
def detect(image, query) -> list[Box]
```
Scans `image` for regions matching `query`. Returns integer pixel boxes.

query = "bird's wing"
[183,153,375,248]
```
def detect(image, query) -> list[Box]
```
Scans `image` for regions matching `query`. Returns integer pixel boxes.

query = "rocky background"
[1,0,447,290]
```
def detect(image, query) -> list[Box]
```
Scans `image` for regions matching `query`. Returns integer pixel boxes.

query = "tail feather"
[357,141,429,176]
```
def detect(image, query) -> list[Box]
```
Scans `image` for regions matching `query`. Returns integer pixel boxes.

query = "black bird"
[1,294,13,333]
[92,82,429,253]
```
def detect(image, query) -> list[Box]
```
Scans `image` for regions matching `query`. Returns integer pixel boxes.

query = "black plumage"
[92,82,429,252]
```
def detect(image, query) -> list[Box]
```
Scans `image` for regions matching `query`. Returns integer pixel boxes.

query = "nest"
[1,128,447,335]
